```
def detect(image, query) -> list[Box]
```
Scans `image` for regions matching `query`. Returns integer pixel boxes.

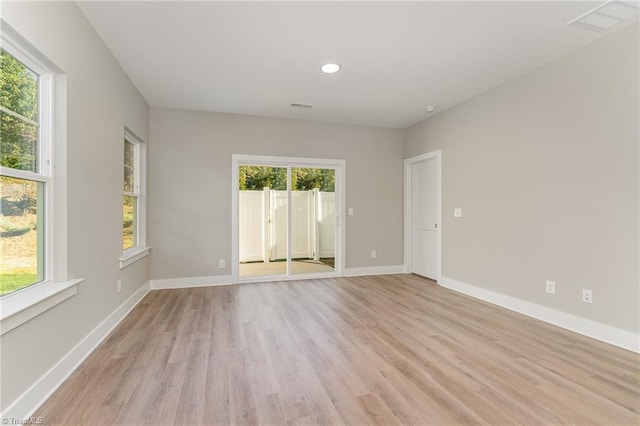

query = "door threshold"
[239,272,339,284]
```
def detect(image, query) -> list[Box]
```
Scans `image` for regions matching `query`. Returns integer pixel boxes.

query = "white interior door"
[411,157,439,279]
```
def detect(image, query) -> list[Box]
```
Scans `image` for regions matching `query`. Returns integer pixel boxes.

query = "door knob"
[435,224,438,228]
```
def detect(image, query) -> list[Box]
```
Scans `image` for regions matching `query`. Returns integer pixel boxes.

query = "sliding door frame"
[231,154,345,283]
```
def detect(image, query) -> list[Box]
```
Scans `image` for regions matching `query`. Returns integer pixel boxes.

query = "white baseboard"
[1,281,151,421]
[438,276,640,353]
[344,265,406,277]
[150,274,235,290]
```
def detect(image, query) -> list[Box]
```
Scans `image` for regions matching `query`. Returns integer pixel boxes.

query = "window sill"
[0,278,84,336]
[119,246,151,269]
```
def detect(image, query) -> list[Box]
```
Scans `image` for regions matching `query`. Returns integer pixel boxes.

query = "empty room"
[0,1,638,425]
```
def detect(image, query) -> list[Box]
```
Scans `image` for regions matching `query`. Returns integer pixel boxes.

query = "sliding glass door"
[234,156,343,281]
[290,167,335,275]
[238,165,288,278]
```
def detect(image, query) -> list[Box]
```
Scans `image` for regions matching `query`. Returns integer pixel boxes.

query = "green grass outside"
[0,272,38,296]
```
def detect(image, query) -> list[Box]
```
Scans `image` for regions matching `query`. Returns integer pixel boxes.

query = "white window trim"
[0,278,83,336]
[1,33,53,281]
[0,21,80,334]
[120,128,149,269]
[120,246,151,269]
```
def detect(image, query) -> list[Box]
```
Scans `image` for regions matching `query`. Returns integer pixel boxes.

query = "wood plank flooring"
[36,274,640,425]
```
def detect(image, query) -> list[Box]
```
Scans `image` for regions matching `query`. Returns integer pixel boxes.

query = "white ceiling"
[77,1,609,129]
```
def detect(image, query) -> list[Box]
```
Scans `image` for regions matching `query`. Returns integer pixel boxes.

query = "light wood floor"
[37,274,640,425]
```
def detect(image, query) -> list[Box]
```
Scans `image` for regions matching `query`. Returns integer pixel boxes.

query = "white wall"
[1,1,149,410]
[149,108,404,280]
[405,24,639,334]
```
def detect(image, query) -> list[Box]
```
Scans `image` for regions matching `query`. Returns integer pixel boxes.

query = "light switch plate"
[348,208,354,216]
[454,208,462,218]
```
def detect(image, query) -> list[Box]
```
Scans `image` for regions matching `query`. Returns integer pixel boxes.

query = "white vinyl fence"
[239,188,335,263]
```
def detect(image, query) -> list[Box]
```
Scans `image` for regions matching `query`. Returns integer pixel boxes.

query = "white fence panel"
[239,188,336,263]
[291,191,312,259]
[239,190,265,262]
[318,192,335,258]
[270,190,288,260]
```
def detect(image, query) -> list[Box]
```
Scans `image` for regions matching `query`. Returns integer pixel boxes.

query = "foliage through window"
[123,138,138,251]
[239,166,335,192]
[0,47,49,296]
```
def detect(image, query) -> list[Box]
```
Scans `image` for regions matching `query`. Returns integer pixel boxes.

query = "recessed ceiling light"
[320,63,341,74]
[426,106,437,113]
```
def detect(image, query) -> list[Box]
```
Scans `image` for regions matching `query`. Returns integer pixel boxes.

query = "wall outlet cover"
[545,280,556,294]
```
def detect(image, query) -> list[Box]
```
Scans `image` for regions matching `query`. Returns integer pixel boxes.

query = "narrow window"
[123,137,137,250]
[122,130,146,257]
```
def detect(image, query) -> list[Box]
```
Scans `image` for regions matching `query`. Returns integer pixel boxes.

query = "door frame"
[231,154,346,283]
[403,150,442,281]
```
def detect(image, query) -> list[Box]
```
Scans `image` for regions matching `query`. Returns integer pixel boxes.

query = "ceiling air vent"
[290,103,313,109]
[568,0,640,32]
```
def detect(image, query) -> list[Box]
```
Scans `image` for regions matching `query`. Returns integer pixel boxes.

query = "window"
[120,130,147,267]
[123,137,137,250]
[0,45,52,296]
[0,24,82,335]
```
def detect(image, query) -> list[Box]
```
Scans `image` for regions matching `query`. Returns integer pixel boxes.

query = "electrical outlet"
[582,289,593,304]
[219,259,226,268]
[545,280,556,294]
[117,279,122,293]
[371,249,377,259]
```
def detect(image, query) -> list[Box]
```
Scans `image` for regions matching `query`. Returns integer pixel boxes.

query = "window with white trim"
[121,130,147,264]
[0,44,52,296]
